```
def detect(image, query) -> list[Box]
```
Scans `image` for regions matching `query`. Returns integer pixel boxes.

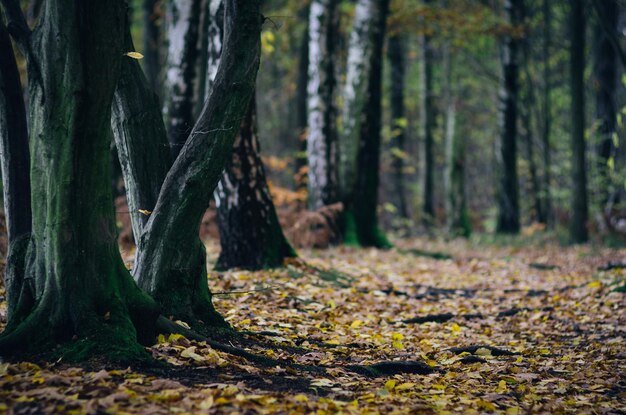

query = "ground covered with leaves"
[1,237,625,414]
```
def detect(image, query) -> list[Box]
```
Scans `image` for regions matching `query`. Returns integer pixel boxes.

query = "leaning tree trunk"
[132,0,263,326]
[387,32,409,220]
[0,0,159,360]
[215,98,296,270]
[205,0,295,270]
[306,0,339,210]
[0,14,32,320]
[592,0,618,208]
[163,0,203,157]
[443,45,470,238]
[420,0,435,224]
[339,0,391,248]
[570,0,589,243]
[495,0,521,234]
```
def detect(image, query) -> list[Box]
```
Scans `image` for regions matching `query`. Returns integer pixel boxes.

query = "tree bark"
[142,0,162,94]
[306,0,339,210]
[540,0,553,227]
[0,0,159,360]
[133,0,262,326]
[570,0,588,243]
[420,0,435,224]
[592,0,618,208]
[0,14,32,320]
[294,7,309,190]
[495,0,521,234]
[387,32,409,220]
[215,98,296,270]
[163,0,203,157]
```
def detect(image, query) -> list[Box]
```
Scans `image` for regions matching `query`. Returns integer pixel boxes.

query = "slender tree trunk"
[306,0,339,210]
[387,32,409,220]
[592,0,618,208]
[570,0,589,243]
[142,0,162,94]
[163,0,203,157]
[215,98,296,269]
[294,10,309,189]
[420,0,435,224]
[496,0,521,234]
[132,0,263,325]
[339,0,391,248]
[0,0,159,360]
[443,44,470,237]
[541,0,553,227]
[0,15,32,320]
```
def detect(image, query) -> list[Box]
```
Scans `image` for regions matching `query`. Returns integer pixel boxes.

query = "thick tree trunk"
[133,0,262,327]
[0,15,32,320]
[215,98,296,270]
[0,0,159,360]
[306,0,339,210]
[387,32,409,220]
[443,46,470,238]
[592,0,618,208]
[420,0,435,224]
[570,0,588,243]
[142,0,162,94]
[495,0,521,234]
[540,0,553,228]
[339,0,391,248]
[163,0,203,157]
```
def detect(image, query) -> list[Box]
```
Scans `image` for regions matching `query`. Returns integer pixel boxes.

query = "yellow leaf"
[157,334,166,344]
[475,347,492,357]
[392,341,404,350]
[199,396,214,410]
[507,407,520,415]
[496,380,508,393]
[384,379,396,390]
[328,300,336,309]
[395,382,416,391]
[175,320,191,329]
[294,394,308,402]
[125,51,144,60]
[138,209,152,216]
[168,333,186,342]
[587,281,602,289]
[450,323,461,332]
[539,348,550,355]
[391,333,404,341]
[351,320,363,329]
[477,399,496,411]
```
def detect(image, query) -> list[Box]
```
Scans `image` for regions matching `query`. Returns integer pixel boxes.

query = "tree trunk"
[387,32,409,220]
[133,0,262,326]
[163,0,203,157]
[142,0,162,94]
[306,0,339,210]
[592,0,618,208]
[420,0,435,224]
[339,0,391,248]
[443,44,470,238]
[215,98,296,270]
[570,0,589,243]
[0,0,159,360]
[294,7,309,190]
[540,0,553,227]
[495,0,521,234]
[0,14,32,320]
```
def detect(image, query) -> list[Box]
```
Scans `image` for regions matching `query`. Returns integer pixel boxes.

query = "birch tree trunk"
[570,0,589,243]
[339,0,391,247]
[495,0,521,234]
[306,0,339,210]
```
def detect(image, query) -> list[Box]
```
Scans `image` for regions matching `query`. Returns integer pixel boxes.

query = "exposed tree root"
[447,345,519,356]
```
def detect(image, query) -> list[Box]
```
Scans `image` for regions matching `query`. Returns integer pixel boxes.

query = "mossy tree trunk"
[339,0,391,248]
[387,32,409,221]
[0,0,159,360]
[306,0,339,210]
[570,0,588,243]
[132,0,263,325]
[495,0,521,234]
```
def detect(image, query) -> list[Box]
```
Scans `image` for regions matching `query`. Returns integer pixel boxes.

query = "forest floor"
[1,236,625,414]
